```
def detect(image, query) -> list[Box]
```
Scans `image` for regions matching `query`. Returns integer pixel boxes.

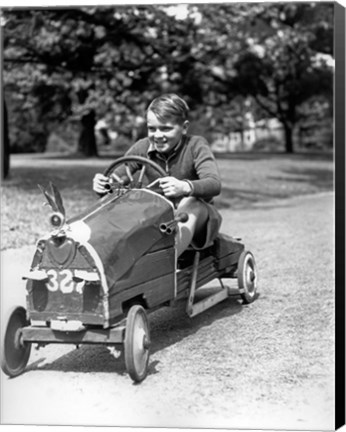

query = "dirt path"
[1,192,334,430]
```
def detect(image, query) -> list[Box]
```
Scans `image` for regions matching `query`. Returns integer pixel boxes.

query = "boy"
[93,93,222,256]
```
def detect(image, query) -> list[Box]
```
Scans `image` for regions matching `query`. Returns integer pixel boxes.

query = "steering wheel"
[103,155,166,191]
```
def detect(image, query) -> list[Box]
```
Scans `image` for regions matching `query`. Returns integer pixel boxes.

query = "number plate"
[50,320,86,332]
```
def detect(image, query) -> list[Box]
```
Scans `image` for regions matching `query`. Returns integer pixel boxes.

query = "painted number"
[46,269,85,293]
[46,269,59,292]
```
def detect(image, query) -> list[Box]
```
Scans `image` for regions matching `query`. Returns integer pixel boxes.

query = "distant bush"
[109,134,132,154]
[10,128,47,153]
[252,137,285,152]
[45,122,79,154]
[297,125,333,151]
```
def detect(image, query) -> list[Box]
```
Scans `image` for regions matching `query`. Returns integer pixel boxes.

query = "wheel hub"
[246,268,255,285]
[14,328,25,350]
[143,335,151,350]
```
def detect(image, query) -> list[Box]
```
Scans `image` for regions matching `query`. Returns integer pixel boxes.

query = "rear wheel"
[1,306,31,377]
[124,305,150,383]
[238,251,258,304]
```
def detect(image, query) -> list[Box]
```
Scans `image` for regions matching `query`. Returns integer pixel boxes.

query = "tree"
[2,99,10,179]
[2,6,195,156]
[2,3,334,158]
[229,3,334,153]
[182,2,333,153]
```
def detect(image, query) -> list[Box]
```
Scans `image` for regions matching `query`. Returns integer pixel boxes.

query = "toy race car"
[1,156,258,382]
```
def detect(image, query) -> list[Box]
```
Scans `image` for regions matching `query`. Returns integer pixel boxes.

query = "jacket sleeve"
[188,136,222,200]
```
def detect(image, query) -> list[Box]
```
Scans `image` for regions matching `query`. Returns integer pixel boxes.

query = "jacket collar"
[147,135,187,159]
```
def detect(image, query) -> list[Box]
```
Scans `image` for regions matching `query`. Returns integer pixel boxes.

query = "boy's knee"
[177,197,207,219]
[175,198,209,256]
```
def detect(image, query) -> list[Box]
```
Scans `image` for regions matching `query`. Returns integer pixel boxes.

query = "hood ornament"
[38,182,66,230]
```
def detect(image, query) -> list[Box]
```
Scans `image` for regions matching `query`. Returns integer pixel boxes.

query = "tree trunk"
[283,123,294,154]
[78,110,98,157]
[2,100,10,179]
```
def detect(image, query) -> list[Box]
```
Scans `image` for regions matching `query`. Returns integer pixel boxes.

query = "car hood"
[67,189,174,288]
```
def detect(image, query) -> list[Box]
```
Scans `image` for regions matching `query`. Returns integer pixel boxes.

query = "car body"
[1,156,258,382]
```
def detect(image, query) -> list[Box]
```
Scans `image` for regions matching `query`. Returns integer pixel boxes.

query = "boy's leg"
[175,197,209,256]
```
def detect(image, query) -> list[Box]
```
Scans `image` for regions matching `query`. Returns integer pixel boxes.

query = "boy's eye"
[147,126,173,132]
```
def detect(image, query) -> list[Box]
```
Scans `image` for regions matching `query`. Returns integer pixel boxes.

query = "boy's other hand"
[159,177,191,198]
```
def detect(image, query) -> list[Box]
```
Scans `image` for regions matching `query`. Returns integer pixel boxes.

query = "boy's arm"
[188,137,222,200]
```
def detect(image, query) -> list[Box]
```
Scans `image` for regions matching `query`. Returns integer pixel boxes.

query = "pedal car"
[1,156,258,382]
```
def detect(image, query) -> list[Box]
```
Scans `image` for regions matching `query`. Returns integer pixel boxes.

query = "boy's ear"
[182,120,189,134]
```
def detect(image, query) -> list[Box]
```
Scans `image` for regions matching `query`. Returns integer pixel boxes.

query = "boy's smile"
[147,110,189,154]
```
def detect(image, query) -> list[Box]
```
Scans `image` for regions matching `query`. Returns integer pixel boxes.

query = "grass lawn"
[1,151,334,250]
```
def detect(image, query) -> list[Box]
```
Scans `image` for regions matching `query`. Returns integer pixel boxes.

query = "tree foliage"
[2,100,10,179]
[2,2,334,160]
[222,3,334,152]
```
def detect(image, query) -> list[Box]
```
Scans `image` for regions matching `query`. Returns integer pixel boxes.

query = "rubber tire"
[124,305,150,383]
[237,251,258,304]
[1,306,31,377]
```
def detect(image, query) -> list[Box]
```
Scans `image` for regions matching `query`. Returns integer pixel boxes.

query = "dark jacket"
[125,135,221,202]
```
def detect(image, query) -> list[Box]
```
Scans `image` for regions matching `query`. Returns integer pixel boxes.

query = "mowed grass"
[1,151,334,250]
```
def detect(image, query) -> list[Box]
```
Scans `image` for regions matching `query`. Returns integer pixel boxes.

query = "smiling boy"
[93,93,222,256]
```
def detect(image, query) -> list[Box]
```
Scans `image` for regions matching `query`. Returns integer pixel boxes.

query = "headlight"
[49,212,65,228]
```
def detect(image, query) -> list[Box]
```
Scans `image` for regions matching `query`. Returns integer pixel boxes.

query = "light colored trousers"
[176,197,209,256]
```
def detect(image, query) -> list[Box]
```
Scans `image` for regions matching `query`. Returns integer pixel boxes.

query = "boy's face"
[147,110,189,154]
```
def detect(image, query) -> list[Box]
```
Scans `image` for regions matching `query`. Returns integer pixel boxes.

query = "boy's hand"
[93,173,110,194]
[159,177,192,198]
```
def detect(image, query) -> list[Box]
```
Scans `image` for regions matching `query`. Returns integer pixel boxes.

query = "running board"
[186,251,230,318]
[187,287,229,317]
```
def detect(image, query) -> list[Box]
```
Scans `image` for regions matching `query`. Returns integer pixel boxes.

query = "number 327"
[46,269,85,294]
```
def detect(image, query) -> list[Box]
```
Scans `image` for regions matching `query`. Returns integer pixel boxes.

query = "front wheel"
[237,251,258,304]
[124,305,150,383]
[1,306,31,377]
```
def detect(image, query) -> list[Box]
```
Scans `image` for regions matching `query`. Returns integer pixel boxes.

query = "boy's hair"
[146,93,189,124]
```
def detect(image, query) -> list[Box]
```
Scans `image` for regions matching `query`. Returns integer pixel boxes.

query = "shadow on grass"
[27,152,124,161]
[25,295,243,376]
[5,153,334,199]
[4,165,103,193]
[216,165,334,209]
[215,150,333,162]
[216,189,279,210]
[2,152,333,249]
[269,166,334,189]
